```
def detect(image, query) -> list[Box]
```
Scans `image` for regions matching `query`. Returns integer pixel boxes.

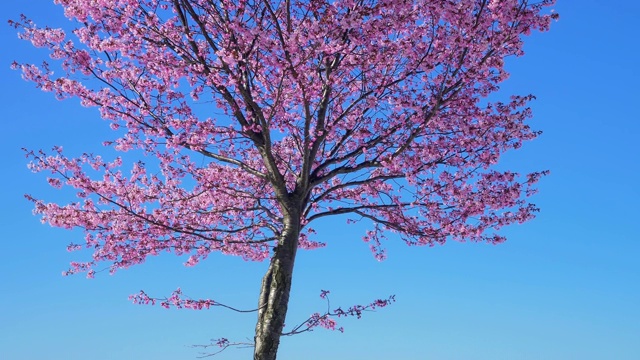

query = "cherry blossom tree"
[11,0,556,359]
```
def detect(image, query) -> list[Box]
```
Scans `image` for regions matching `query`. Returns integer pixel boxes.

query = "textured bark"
[253,210,301,360]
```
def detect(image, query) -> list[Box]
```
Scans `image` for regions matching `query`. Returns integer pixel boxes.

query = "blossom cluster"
[129,288,216,310]
[284,290,396,335]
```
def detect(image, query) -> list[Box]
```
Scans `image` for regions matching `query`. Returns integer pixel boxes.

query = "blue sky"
[1,1,638,359]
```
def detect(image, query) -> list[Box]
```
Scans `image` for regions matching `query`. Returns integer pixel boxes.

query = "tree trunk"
[253,213,300,360]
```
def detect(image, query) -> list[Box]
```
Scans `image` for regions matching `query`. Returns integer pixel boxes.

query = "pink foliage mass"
[11,0,555,333]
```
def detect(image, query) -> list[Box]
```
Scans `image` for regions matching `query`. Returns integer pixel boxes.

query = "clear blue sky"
[1,1,638,359]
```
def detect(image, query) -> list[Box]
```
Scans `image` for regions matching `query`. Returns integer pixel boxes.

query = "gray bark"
[253,208,301,360]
